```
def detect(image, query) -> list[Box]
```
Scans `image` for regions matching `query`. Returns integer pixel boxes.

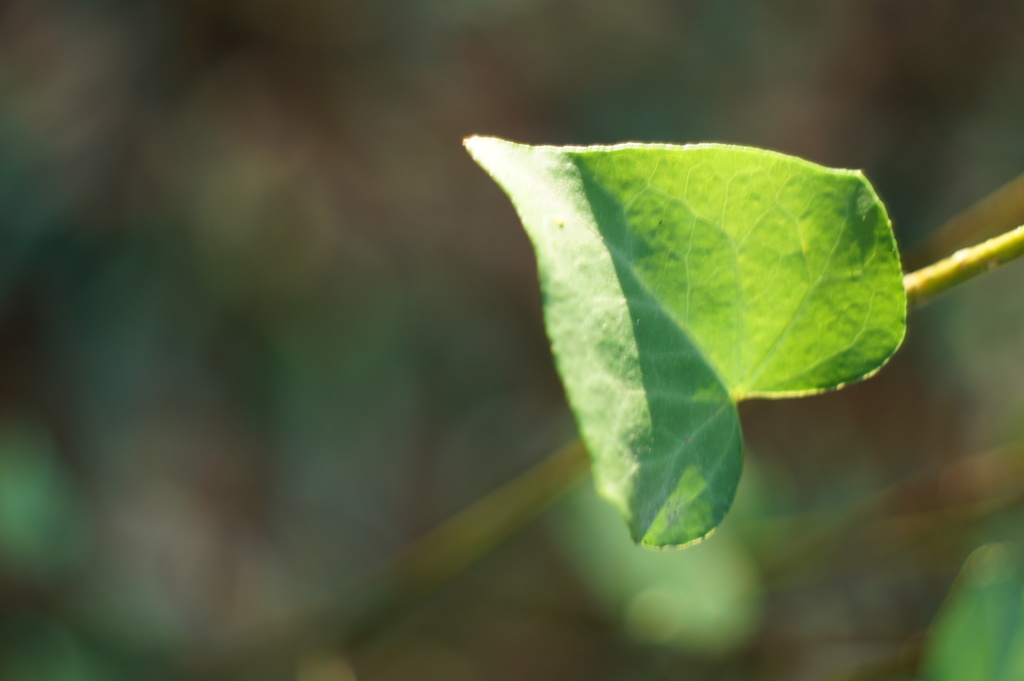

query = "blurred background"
[2,0,1024,679]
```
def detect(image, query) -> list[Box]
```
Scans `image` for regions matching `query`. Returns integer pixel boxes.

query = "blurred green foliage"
[1,0,1024,679]
[0,425,85,576]
[554,482,762,653]
[923,544,1024,681]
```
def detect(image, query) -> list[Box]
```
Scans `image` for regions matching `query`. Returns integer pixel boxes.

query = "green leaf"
[465,136,905,546]
[922,544,1024,681]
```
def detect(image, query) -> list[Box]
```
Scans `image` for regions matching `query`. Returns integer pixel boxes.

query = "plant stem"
[810,638,923,681]
[904,223,1024,307]
[905,172,1024,270]
[319,436,590,650]
[351,437,589,643]
[190,438,590,674]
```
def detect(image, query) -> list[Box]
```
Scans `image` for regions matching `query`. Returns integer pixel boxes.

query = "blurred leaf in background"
[553,482,762,654]
[0,423,86,579]
[922,543,1024,681]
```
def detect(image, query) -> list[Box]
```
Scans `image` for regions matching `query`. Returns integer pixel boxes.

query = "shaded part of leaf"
[466,137,740,546]
[572,161,741,545]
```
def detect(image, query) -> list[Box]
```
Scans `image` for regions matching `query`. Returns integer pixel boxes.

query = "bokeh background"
[3,1,1024,679]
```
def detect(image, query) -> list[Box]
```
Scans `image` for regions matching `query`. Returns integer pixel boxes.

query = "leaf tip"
[463,134,498,154]
[639,527,718,550]
[463,135,497,166]
[463,136,526,179]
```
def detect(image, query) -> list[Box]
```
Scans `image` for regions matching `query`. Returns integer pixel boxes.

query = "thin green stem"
[905,172,1024,270]
[810,638,923,681]
[904,223,1024,308]
[339,437,589,648]
[189,439,590,674]
[375,437,589,612]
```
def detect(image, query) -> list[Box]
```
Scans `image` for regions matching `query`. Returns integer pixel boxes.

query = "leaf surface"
[466,136,905,546]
